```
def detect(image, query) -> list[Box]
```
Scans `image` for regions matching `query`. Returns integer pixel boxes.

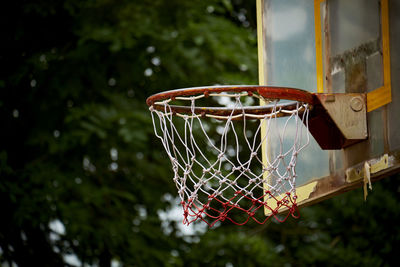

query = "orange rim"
[146,85,315,117]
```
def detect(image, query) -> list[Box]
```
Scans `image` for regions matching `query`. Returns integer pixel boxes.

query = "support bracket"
[308,93,368,149]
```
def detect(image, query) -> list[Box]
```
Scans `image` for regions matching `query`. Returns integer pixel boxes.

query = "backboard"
[257,0,400,209]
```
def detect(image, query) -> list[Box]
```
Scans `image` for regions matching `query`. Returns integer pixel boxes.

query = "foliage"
[0,0,258,266]
[1,0,400,266]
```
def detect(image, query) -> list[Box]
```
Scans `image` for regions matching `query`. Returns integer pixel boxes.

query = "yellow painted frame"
[314,0,325,93]
[314,0,392,111]
[368,0,392,112]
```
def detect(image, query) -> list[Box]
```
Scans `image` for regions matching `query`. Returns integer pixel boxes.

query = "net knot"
[172,159,179,167]
[183,209,188,217]
[249,178,257,184]
[232,166,241,171]
[219,213,227,221]
[250,152,257,158]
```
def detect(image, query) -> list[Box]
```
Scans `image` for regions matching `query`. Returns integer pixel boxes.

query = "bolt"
[350,97,364,112]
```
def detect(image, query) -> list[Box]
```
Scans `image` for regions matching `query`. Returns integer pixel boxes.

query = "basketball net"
[149,91,310,227]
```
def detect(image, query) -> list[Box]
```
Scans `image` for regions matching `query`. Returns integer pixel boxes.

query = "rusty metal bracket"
[308,93,368,149]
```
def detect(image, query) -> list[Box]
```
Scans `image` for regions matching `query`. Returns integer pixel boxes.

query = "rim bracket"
[309,93,368,149]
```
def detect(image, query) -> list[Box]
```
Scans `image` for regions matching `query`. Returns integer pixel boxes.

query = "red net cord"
[181,191,299,227]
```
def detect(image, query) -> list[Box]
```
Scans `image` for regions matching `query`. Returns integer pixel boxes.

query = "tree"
[0,0,258,266]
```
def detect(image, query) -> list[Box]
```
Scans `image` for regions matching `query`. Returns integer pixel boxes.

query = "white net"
[149,91,310,227]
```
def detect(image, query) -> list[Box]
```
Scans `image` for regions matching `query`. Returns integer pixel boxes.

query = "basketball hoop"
[147,86,314,227]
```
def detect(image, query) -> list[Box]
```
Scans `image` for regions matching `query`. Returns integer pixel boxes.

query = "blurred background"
[1,0,399,266]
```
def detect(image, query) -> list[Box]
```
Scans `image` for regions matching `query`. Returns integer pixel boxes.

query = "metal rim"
[146,85,315,117]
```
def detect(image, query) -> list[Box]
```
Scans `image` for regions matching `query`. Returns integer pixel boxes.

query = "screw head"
[350,97,364,112]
